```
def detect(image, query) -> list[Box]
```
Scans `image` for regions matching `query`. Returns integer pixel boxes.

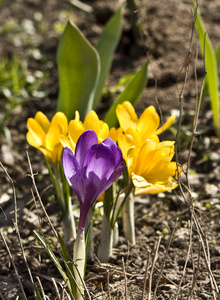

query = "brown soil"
[0,0,220,299]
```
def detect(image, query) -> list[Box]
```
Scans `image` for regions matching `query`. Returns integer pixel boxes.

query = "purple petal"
[62,147,80,187]
[83,143,116,181]
[75,130,98,167]
[102,138,124,168]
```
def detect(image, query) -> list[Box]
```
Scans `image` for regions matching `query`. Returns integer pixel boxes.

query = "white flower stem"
[63,199,76,243]
[54,165,76,242]
[123,192,136,244]
[73,228,85,300]
[113,221,119,247]
[97,213,113,263]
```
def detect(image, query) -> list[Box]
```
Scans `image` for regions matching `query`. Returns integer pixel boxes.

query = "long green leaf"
[34,231,72,293]
[201,42,220,106]
[57,21,100,121]
[93,5,124,108]
[104,60,149,128]
[194,2,219,136]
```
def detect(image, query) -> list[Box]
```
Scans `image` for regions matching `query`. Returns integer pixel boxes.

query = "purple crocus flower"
[62,130,125,231]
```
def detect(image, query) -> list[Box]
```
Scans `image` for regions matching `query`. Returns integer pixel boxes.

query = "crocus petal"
[102,137,124,168]
[75,130,98,167]
[34,111,50,133]
[83,143,116,181]
[46,125,60,151]
[116,101,138,130]
[68,120,84,146]
[155,114,175,135]
[27,118,46,147]
[84,110,101,134]
[137,106,160,140]
[51,112,68,135]
[97,121,109,142]
[62,147,80,188]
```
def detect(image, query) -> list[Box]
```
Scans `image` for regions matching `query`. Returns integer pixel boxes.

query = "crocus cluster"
[27,102,180,298]
[116,101,179,194]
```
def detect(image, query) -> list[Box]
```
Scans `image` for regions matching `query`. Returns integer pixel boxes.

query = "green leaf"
[201,42,220,106]
[194,2,219,136]
[58,233,76,295]
[103,185,114,221]
[93,5,124,108]
[33,231,71,292]
[57,21,100,121]
[215,42,220,67]
[104,60,149,128]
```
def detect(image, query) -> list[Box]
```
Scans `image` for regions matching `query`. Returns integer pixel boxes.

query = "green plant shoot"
[193,2,220,137]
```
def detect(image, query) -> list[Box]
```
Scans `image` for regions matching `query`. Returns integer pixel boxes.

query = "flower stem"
[97,213,113,262]
[53,164,76,242]
[123,191,136,244]
[63,199,76,243]
[73,228,85,300]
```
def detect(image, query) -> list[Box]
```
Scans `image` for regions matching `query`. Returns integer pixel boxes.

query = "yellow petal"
[46,125,60,151]
[38,146,52,162]
[74,110,80,121]
[84,110,100,134]
[131,173,151,188]
[34,111,50,133]
[68,120,84,145]
[135,182,178,195]
[60,135,71,149]
[137,106,160,140]
[51,112,68,135]
[108,127,117,142]
[116,101,138,131]
[98,121,109,142]
[27,118,46,147]
[155,114,175,135]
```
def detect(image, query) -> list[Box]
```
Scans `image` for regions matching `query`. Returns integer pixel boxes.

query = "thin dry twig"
[153,218,178,299]
[148,236,161,300]
[0,162,35,297]
[186,240,201,300]
[52,277,61,300]
[174,218,193,299]
[0,229,27,300]
[26,150,58,238]
[36,276,47,300]
[122,257,128,299]
[142,250,150,300]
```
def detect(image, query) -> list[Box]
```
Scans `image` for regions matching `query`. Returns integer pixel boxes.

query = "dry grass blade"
[142,250,150,300]
[0,162,35,296]
[148,236,161,300]
[122,257,128,299]
[153,218,178,299]
[0,229,27,300]
[26,150,58,238]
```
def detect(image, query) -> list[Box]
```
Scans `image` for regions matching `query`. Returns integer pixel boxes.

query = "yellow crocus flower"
[27,111,68,165]
[126,139,180,194]
[116,101,175,143]
[60,110,116,151]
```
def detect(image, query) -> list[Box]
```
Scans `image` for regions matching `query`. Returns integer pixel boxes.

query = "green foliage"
[0,56,45,144]
[57,21,100,121]
[104,60,149,127]
[57,5,148,123]
[93,4,124,108]
[34,230,75,299]
[193,2,220,137]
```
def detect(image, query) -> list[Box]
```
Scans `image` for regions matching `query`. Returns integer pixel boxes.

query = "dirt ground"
[0,0,220,299]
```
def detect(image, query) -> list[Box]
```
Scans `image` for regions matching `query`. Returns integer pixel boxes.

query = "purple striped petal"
[75,130,98,167]
[83,143,116,181]
[102,137,124,168]
[62,147,80,187]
